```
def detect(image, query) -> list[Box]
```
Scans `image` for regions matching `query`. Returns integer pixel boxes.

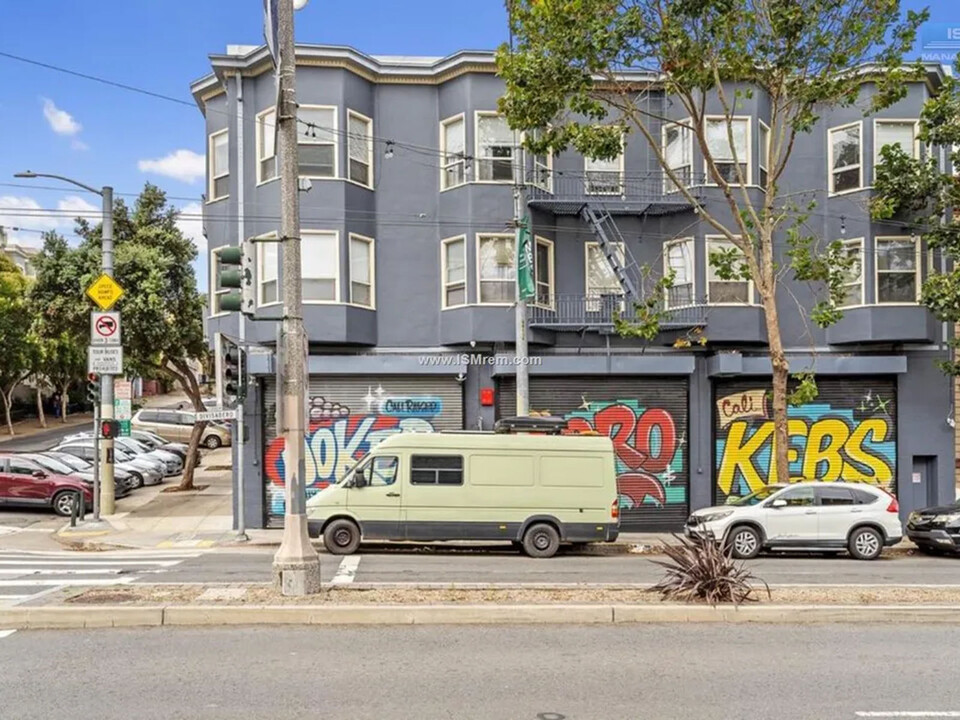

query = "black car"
[906,503,960,554]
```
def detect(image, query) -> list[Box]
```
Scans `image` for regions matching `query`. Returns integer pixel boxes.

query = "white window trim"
[838,237,865,308]
[525,129,553,194]
[662,118,693,194]
[209,246,229,318]
[476,232,516,306]
[758,119,771,190]
[255,107,278,186]
[584,241,625,297]
[348,233,376,309]
[583,132,625,196]
[441,235,468,309]
[875,235,921,305]
[873,118,920,182]
[301,229,341,304]
[298,104,339,180]
[703,115,752,187]
[256,232,280,309]
[533,235,555,310]
[663,237,696,310]
[474,111,515,185]
[207,129,229,203]
[346,109,374,190]
[440,113,467,192]
[827,120,864,197]
[705,235,756,306]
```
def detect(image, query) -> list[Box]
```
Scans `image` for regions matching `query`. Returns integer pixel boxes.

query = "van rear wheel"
[324,519,361,555]
[522,523,560,559]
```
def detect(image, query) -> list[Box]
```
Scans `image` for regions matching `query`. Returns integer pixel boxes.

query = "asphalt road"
[0,422,92,452]
[1,624,957,719]
[153,547,960,585]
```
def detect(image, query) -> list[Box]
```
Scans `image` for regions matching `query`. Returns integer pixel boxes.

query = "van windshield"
[340,456,371,486]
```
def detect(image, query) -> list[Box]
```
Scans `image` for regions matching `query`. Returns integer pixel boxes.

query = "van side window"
[411,455,463,486]
[369,457,399,486]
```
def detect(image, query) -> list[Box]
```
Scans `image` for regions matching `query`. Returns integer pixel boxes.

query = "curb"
[2,603,959,630]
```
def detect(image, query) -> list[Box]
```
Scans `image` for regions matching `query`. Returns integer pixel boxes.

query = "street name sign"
[197,408,239,422]
[86,274,125,311]
[87,346,123,375]
[90,311,121,345]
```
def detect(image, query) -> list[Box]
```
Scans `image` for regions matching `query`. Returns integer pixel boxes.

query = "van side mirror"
[770,499,787,509]
[353,474,367,489]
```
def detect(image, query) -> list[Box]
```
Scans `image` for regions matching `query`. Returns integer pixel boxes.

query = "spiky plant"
[650,534,770,606]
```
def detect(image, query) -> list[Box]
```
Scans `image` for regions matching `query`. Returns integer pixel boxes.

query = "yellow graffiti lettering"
[844,418,893,485]
[802,419,850,481]
[768,419,809,484]
[716,421,773,494]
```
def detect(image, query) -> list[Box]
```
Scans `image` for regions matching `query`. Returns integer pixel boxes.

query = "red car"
[0,454,93,516]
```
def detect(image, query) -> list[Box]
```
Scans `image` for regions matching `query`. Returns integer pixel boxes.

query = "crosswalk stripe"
[0,568,125,576]
[0,577,136,587]
[0,559,187,567]
[0,595,29,600]
[0,551,202,559]
[0,630,16,639]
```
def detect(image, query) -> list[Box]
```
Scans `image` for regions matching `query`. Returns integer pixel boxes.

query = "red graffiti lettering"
[593,404,647,469]
[634,409,676,473]
[617,472,667,507]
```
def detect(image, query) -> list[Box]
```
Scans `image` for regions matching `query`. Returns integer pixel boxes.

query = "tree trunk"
[35,387,46,429]
[1,391,13,436]
[178,420,209,491]
[763,298,791,485]
[60,382,70,423]
[169,359,208,492]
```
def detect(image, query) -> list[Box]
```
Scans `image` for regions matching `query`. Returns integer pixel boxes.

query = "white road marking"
[0,568,125,576]
[0,630,16,639]
[0,551,201,558]
[857,713,960,717]
[0,577,135,587]
[0,559,186,567]
[330,555,361,585]
[0,595,28,601]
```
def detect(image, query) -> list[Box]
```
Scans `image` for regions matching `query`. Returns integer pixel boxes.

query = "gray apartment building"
[190,44,954,531]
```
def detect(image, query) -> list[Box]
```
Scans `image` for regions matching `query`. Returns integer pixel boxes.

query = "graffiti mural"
[265,385,440,515]
[714,382,896,503]
[560,400,686,510]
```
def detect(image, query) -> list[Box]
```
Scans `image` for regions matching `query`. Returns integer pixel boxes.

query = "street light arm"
[13,171,102,196]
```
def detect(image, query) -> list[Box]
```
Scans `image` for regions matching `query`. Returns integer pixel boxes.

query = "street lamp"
[14,170,116,521]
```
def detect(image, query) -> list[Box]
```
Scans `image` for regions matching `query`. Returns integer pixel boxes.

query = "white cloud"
[42,98,82,136]
[138,150,205,184]
[71,139,89,151]
[176,202,206,252]
[0,194,99,247]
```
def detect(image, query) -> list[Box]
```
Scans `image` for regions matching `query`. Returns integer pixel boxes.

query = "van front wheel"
[522,523,560,559]
[324,519,361,555]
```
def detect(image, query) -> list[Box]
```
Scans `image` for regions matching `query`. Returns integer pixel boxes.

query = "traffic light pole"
[92,402,100,521]
[100,185,116,516]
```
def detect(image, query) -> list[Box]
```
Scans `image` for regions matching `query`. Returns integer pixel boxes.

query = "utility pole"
[513,133,530,417]
[100,186,116,516]
[272,0,321,594]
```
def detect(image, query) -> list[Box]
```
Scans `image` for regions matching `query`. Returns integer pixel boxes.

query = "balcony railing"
[526,171,705,210]
[529,293,708,331]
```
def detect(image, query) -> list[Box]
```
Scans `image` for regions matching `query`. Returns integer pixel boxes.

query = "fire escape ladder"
[580,204,641,301]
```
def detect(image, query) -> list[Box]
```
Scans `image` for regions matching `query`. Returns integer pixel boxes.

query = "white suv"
[685,482,903,560]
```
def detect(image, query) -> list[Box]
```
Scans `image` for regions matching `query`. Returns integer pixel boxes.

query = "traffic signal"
[101,420,121,439]
[86,373,100,404]
[216,334,246,408]
[218,236,255,315]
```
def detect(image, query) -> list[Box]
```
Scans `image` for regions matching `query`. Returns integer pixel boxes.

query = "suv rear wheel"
[203,435,222,450]
[848,526,883,560]
[52,491,82,517]
[725,525,762,559]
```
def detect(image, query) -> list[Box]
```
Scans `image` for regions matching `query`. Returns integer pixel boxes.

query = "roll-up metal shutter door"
[499,376,689,531]
[262,374,463,525]
[713,377,897,505]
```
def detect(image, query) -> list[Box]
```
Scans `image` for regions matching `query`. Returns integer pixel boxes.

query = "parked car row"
[0,426,213,517]
[131,408,231,449]
[686,481,960,561]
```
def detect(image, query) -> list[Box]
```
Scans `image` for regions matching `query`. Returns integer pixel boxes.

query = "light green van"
[306,431,620,558]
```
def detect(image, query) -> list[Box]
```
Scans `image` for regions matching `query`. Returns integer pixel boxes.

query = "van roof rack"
[494,416,568,435]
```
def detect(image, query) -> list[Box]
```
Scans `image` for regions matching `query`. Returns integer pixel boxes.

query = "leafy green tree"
[0,254,33,434]
[72,185,209,490]
[872,56,960,374]
[498,0,925,486]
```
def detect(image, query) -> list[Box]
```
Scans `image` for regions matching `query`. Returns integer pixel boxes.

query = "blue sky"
[0,0,953,287]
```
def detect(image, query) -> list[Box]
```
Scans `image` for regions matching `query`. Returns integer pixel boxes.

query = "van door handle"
[804,510,816,515]
[386,492,400,498]
[850,508,862,513]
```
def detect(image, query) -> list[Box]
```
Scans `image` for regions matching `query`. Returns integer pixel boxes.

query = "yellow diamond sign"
[86,274,125,311]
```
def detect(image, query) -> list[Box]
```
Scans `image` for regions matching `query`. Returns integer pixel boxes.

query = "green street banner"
[517,218,535,301]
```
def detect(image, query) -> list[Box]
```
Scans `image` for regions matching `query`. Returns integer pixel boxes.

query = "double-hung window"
[585,242,624,312]
[297,106,337,178]
[208,130,229,201]
[534,236,554,308]
[664,238,695,308]
[874,120,918,179]
[876,236,920,304]
[476,113,515,182]
[828,122,862,194]
[256,108,277,184]
[258,235,279,306]
[584,135,623,195]
[758,120,771,188]
[530,128,552,192]
[301,230,339,302]
[663,119,692,192]
[707,237,751,304]
[349,234,374,308]
[347,110,373,188]
[210,247,228,315]
[478,234,515,304]
[705,117,749,184]
[442,236,467,308]
[839,238,864,307]
[440,115,466,189]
